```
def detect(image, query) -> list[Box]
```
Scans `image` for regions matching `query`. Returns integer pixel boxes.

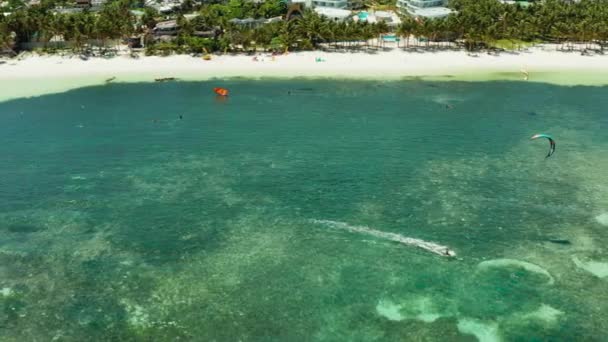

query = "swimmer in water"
[179,115,183,120]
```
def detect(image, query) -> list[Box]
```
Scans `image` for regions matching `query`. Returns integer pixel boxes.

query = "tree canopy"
[2,0,608,56]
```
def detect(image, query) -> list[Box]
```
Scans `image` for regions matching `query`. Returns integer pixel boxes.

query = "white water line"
[311,219,456,257]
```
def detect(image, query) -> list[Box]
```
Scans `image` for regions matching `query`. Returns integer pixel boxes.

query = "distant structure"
[71,0,107,10]
[74,0,91,8]
[145,0,183,14]
[396,0,452,18]
[314,7,352,21]
[285,0,361,14]
[285,1,305,20]
[311,0,361,9]
[91,0,106,9]
[229,16,282,29]
[152,19,220,42]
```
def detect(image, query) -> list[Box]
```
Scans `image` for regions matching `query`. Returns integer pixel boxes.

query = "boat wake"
[310,219,456,257]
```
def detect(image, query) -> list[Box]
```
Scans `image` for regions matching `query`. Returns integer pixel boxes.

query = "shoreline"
[2,47,608,102]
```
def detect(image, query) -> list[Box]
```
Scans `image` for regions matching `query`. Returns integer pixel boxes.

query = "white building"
[91,0,106,8]
[396,0,452,18]
[145,0,183,13]
[312,0,346,7]
[288,0,360,10]
[314,6,352,21]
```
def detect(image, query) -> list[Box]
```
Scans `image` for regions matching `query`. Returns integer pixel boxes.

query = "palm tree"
[330,21,345,49]
[0,21,15,54]
[397,17,415,49]
[360,22,375,50]
[296,9,329,49]
[374,21,389,48]
[278,19,298,52]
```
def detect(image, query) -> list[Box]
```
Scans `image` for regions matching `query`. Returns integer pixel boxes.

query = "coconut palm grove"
[1,0,608,56]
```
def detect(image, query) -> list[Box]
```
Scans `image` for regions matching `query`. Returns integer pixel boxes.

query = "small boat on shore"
[155,77,176,82]
[105,76,116,83]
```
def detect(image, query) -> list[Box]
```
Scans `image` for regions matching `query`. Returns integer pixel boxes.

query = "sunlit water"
[1,80,608,341]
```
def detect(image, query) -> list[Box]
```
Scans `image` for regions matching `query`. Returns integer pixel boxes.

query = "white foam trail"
[310,219,456,257]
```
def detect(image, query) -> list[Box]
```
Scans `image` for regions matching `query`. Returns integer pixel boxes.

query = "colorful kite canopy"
[530,133,556,158]
[214,87,229,96]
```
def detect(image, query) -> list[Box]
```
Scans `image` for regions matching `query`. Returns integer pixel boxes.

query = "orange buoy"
[214,87,229,96]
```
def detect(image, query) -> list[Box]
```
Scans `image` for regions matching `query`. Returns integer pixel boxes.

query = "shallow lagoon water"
[1,80,607,341]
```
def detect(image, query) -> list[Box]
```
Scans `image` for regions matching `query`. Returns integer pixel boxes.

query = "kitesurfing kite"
[530,133,556,158]
[214,87,229,96]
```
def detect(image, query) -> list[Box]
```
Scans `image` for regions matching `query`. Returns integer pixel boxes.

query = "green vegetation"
[1,0,608,56]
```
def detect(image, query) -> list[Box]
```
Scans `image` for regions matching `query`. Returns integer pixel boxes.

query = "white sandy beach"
[1,46,608,102]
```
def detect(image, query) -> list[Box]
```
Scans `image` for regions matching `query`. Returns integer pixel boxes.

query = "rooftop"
[155,20,178,29]
[374,11,392,18]
[314,7,352,19]
[229,18,258,24]
[408,6,452,18]
[354,10,401,26]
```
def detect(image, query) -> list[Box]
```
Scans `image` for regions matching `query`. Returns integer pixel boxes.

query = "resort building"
[71,0,107,10]
[312,0,346,8]
[153,20,179,36]
[228,16,283,29]
[314,7,352,21]
[91,0,106,9]
[144,0,184,13]
[356,10,402,28]
[396,0,452,18]
[74,0,91,8]
[152,18,220,41]
[288,0,361,10]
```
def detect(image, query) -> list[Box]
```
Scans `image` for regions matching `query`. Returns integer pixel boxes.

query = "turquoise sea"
[1,79,608,341]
